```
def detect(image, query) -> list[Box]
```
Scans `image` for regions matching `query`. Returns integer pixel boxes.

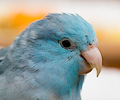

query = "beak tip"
[97,72,100,77]
[96,66,102,77]
[97,73,100,77]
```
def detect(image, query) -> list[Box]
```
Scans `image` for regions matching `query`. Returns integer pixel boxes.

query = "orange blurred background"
[0,13,48,46]
[0,0,120,68]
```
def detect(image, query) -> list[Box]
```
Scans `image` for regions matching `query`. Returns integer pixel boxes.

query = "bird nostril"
[88,43,93,48]
[88,43,96,49]
[89,43,92,46]
[88,43,93,49]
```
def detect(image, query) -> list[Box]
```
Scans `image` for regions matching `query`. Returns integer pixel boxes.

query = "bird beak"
[80,44,102,77]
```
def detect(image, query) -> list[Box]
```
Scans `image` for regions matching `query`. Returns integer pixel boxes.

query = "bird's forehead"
[44,13,97,44]
[18,13,97,49]
[32,13,96,38]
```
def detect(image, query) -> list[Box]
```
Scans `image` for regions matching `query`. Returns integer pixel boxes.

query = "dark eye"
[59,38,76,49]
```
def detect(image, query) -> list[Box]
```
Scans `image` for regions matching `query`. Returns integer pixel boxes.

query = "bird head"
[12,13,102,95]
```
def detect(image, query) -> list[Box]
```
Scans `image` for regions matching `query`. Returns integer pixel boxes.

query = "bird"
[0,13,102,100]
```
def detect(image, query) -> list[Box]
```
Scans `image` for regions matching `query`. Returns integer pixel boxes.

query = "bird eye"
[59,38,76,49]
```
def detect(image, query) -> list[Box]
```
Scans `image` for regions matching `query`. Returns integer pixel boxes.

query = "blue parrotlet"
[0,13,102,100]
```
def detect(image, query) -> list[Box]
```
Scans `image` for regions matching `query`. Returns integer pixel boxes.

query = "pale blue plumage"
[0,13,97,100]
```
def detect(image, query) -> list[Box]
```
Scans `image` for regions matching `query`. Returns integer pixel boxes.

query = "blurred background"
[0,0,120,100]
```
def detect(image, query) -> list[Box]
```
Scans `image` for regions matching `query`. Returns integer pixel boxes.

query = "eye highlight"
[59,38,76,49]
